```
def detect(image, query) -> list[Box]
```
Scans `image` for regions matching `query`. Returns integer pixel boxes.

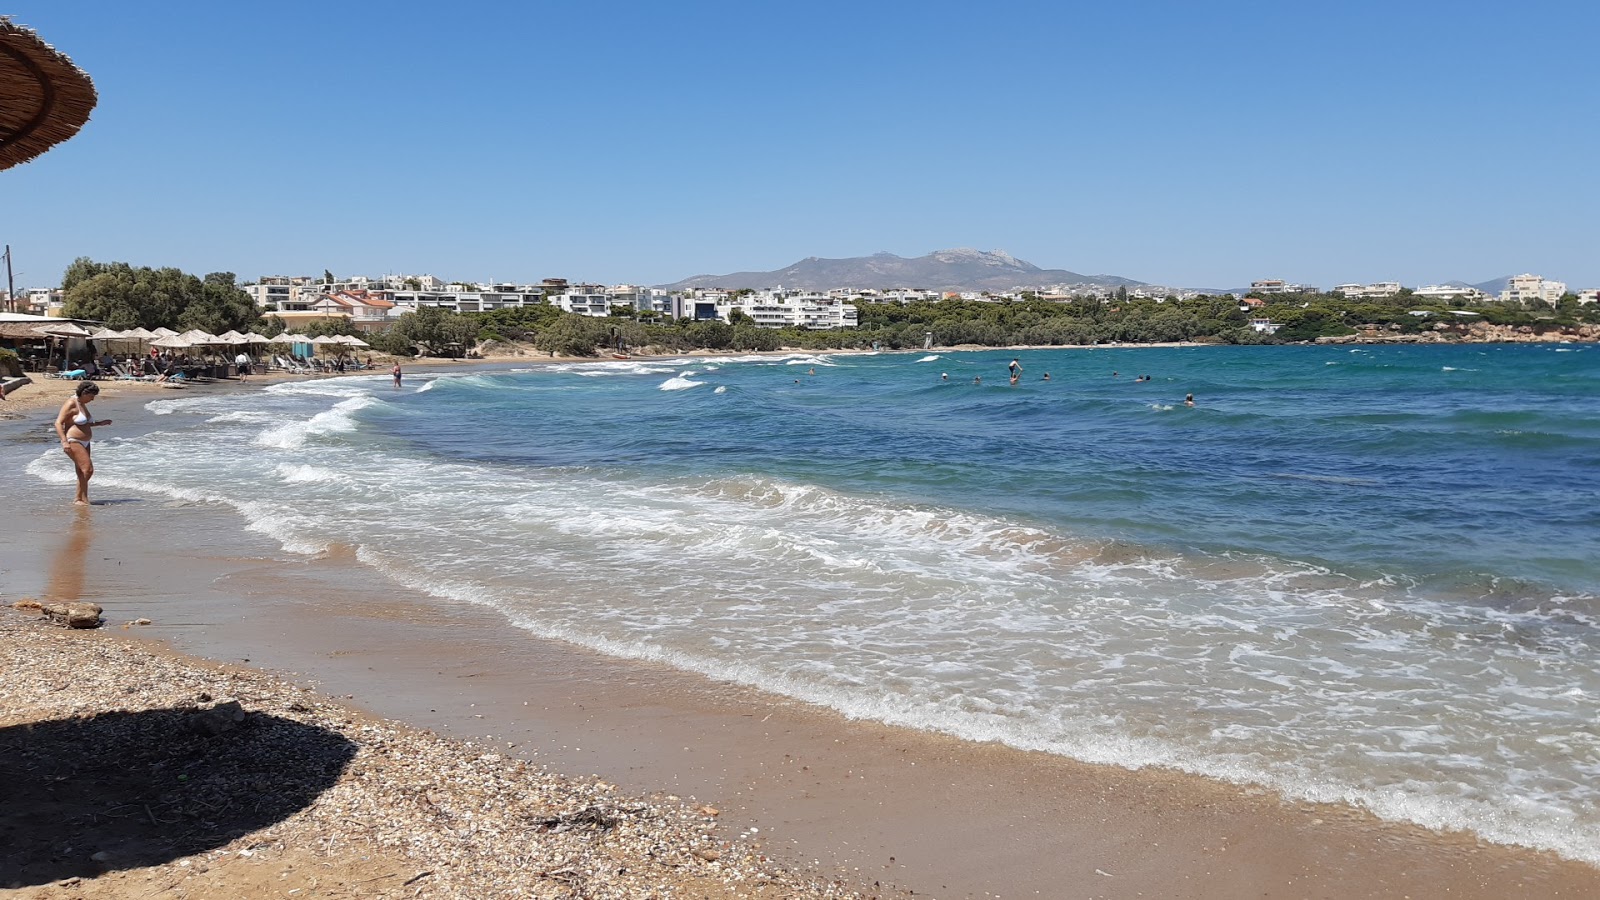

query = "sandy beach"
[4,365,1600,899]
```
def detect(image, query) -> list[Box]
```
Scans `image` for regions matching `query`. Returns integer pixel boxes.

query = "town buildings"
[1500,274,1567,305]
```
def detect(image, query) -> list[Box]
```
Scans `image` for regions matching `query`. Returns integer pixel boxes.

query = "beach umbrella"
[151,327,178,337]
[216,330,248,344]
[338,335,370,348]
[88,326,122,340]
[150,334,191,349]
[0,20,97,172]
[35,321,91,338]
[178,329,219,345]
[272,332,310,344]
[242,331,271,344]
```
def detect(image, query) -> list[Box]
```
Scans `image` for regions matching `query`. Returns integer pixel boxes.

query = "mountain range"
[657,248,1523,297]
[658,249,1148,293]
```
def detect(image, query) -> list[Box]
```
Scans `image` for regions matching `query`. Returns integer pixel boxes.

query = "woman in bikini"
[55,382,111,505]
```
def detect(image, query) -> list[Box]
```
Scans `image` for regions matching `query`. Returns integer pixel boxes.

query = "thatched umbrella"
[0,18,97,171]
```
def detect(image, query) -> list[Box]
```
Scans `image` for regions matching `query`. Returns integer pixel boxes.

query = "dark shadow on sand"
[0,705,355,887]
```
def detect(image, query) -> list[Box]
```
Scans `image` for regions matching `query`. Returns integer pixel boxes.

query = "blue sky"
[10,1,1598,291]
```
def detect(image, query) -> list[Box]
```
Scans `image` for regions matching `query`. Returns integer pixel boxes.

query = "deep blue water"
[39,342,1600,862]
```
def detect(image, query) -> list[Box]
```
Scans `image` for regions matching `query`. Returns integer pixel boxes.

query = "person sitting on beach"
[54,382,110,505]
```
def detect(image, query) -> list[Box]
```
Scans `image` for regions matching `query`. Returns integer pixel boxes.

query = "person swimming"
[1185,393,1195,407]
[940,372,948,381]
[1042,373,1050,381]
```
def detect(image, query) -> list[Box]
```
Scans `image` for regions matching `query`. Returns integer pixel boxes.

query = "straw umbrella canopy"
[88,326,123,340]
[35,321,91,338]
[0,19,98,171]
[151,327,178,338]
[337,334,370,349]
[242,331,271,344]
[272,332,311,344]
[178,328,219,345]
[216,329,247,344]
[150,334,191,350]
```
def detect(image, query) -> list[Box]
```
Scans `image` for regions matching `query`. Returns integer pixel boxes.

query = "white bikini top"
[72,398,90,426]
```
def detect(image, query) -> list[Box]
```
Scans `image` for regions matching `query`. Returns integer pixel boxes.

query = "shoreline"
[5,355,1599,897]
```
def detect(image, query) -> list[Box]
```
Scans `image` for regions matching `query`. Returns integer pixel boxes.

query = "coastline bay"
[7,343,1600,895]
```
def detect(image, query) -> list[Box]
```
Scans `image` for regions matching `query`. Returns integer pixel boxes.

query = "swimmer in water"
[808,367,815,376]
[1042,373,1050,381]
[974,375,982,385]
[1008,358,1023,380]
[1185,393,1195,407]
[941,372,948,381]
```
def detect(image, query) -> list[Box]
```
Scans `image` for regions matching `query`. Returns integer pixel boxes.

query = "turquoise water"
[30,343,1600,863]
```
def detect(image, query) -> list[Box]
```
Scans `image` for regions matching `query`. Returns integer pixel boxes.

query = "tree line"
[54,257,1600,358]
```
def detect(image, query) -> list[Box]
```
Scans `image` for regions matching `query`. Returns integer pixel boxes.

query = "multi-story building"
[1250,279,1317,295]
[389,286,546,314]
[1414,284,1491,303]
[1575,289,1599,306]
[1500,274,1567,305]
[713,290,858,330]
[549,291,611,316]
[1332,282,1402,299]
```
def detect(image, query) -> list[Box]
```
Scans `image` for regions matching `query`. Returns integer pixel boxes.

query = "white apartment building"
[389,287,547,314]
[1414,284,1491,303]
[1575,289,1599,305]
[549,291,611,316]
[1250,279,1317,294]
[1500,274,1567,305]
[1332,281,1402,299]
[717,290,858,330]
[604,285,676,317]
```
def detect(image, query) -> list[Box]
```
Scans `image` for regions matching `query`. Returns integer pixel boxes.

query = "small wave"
[255,395,378,449]
[1150,403,1174,411]
[714,385,727,394]
[276,463,342,484]
[415,380,435,392]
[917,355,941,363]
[659,375,705,391]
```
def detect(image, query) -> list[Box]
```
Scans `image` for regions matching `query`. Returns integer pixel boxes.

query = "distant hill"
[658,249,1148,293]
[1463,275,1519,296]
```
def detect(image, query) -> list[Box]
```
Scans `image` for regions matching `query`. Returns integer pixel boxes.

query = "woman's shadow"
[0,705,356,887]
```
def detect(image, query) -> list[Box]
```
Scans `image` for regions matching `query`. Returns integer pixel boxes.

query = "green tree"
[61,259,260,333]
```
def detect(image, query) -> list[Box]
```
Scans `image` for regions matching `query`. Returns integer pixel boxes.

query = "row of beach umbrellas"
[46,323,370,351]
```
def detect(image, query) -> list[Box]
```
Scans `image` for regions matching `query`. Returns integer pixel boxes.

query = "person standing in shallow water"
[392,361,402,387]
[55,382,110,506]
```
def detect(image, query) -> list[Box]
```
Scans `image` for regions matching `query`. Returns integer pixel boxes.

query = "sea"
[27,343,1600,863]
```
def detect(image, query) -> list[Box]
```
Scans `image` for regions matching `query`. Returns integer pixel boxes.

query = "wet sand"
[4,382,1599,898]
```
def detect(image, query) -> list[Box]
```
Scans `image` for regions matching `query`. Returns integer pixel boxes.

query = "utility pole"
[3,245,13,314]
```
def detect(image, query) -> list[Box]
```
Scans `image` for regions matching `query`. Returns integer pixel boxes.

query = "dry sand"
[3,366,1599,899]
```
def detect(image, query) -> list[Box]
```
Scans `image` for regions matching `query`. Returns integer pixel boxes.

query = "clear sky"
[10,1,1598,291]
